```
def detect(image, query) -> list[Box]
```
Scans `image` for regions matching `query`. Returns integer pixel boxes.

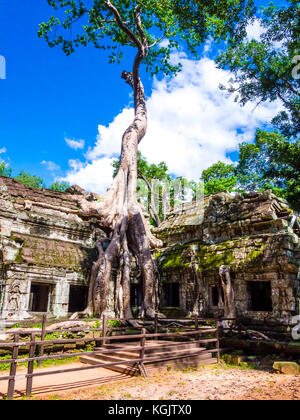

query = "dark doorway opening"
[68,286,89,313]
[247,281,273,311]
[162,283,180,307]
[130,283,143,307]
[29,284,50,313]
[210,286,225,308]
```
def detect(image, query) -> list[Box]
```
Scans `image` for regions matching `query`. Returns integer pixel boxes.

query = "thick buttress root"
[78,163,163,321]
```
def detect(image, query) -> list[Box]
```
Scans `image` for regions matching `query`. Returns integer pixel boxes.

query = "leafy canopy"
[237,129,300,210]
[50,180,71,191]
[39,0,255,76]
[201,161,238,195]
[113,151,171,182]
[14,171,46,189]
[217,0,300,137]
[201,130,300,211]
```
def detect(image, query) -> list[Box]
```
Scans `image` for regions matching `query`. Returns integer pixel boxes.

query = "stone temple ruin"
[0,175,299,326]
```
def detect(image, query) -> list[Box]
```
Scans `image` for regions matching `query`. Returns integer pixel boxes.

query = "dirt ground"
[24,363,300,401]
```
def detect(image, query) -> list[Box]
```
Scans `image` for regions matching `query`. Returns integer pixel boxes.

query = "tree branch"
[105,0,143,51]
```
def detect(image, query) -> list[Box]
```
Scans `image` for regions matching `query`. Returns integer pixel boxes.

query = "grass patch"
[0,354,78,371]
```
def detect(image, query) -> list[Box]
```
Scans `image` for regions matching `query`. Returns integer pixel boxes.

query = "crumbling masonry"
[0,175,299,325]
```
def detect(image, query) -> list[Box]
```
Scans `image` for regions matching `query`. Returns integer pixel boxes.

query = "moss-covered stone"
[273,361,300,375]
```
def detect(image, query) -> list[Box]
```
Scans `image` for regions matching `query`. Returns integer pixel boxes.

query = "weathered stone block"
[273,361,300,375]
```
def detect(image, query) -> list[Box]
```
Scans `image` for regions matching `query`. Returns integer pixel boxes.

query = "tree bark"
[219,265,236,319]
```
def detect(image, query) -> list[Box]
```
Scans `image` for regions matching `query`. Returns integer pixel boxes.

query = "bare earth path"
[2,363,298,400]
[0,363,130,399]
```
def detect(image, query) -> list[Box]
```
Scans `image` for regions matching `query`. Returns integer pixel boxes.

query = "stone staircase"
[80,340,218,376]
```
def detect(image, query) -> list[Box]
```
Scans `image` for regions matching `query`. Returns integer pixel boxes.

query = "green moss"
[14,248,24,263]
[199,249,235,270]
[245,243,267,263]
[161,253,185,269]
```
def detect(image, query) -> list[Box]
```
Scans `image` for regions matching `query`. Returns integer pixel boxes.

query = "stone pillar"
[52,280,70,319]
[1,274,31,320]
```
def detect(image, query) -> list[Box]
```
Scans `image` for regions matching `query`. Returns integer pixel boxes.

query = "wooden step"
[103,340,201,355]
[80,355,140,376]
[80,339,218,375]
[144,347,214,364]
[147,357,218,372]
[94,348,139,360]
[90,346,210,364]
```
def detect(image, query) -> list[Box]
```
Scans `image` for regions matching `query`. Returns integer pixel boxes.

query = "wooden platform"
[80,340,217,376]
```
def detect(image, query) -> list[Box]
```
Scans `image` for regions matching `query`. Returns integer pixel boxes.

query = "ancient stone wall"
[1,175,299,325]
[154,191,300,324]
[0,176,101,320]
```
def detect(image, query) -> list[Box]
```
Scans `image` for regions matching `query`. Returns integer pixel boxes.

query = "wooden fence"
[0,315,220,400]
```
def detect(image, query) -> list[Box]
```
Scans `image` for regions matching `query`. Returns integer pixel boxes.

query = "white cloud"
[64,157,114,194]
[63,54,282,194]
[246,19,265,42]
[0,148,7,154]
[65,137,85,151]
[41,160,60,172]
[245,19,283,50]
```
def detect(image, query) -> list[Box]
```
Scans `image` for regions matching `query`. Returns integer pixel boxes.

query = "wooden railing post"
[102,314,107,347]
[154,313,158,341]
[215,317,220,363]
[7,333,19,400]
[26,333,36,397]
[195,315,199,347]
[139,328,148,379]
[39,314,47,367]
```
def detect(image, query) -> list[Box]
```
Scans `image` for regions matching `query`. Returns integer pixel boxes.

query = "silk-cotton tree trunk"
[219,265,236,319]
[84,4,162,319]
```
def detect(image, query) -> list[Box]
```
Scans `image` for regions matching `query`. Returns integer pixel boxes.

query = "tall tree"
[0,160,12,178]
[217,0,300,137]
[50,180,71,192]
[202,161,238,195]
[237,129,300,211]
[39,0,254,319]
[15,171,46,189]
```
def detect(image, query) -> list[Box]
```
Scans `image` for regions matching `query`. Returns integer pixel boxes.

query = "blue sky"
[0,0,285,192]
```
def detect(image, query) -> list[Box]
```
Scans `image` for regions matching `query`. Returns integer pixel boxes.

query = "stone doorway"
[247,281,273,312]
[29,283,51,313]
[161,283,180,307]
[68,285,89,313]
[210,285,225,308]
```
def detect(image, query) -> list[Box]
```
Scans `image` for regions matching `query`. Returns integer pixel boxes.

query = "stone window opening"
[210,285,224,308]
[161,283,180,307]
[68,285,89,313]
[247,281,273,312]
[29,283,51,313]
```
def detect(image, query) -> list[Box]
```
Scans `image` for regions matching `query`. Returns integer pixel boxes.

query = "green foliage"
[14,171,46,189]
[107,319,122,328]
[50,180,71,191]
[113,151,171,225]
[38,0,255,77]
[202,161,238,195]
[237,129,300,210]
[113,151,171,183]
[0,160,12,177]
[201,129,300,211]
[217,0,300,137]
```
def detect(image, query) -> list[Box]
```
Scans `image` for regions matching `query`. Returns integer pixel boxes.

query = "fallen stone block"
[273,361,300,375]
